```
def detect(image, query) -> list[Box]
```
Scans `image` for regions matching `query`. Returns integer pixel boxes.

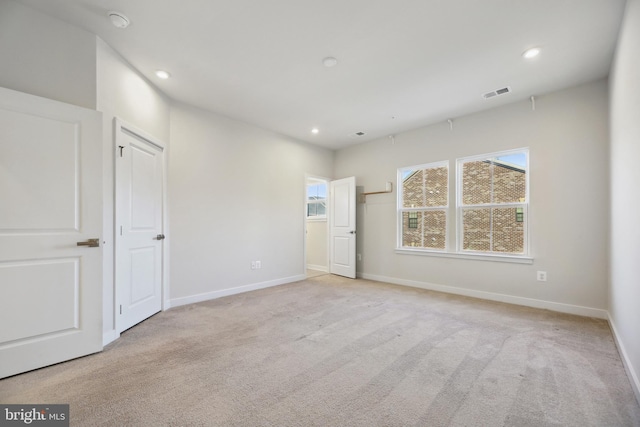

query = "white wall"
[335,80,610,316]
[96,38,171,340]
[306,220,328,270]
[609,0,640,401]
[0,0,96,109]
[169,103,333,305]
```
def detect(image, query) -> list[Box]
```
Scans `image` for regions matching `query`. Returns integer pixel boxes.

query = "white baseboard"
[358,273,609,319]
[608,313,640,405]
[102,329,119,347]
[169,274,306,308]
[307,264,328,272]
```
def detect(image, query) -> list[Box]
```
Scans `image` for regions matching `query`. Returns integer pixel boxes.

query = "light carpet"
[1,275,639,426]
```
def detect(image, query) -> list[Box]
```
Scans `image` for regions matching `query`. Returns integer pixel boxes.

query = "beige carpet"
[1,275,639,426]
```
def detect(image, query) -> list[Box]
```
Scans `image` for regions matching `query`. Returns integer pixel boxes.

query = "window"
[398,161,448,250]
[458,150,528,255]
[396,149,529,261]
[307,181,327,219]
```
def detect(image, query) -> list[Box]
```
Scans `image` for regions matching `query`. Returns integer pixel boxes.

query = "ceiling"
[17,0,626,150]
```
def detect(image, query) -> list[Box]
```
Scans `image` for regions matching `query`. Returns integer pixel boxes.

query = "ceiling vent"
[483,86,512,99]
[349,131,366,139]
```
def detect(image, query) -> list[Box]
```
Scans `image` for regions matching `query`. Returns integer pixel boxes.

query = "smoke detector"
[348,131,366,139]
[108,11,130,29]
[483,86,511,99]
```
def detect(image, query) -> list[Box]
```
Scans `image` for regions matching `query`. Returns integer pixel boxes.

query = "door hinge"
[120,226,123,236]
[119,305,122,315]
[118,145,124,157]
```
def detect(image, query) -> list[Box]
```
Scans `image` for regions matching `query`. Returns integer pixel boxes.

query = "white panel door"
[0,87,102,379]
[115,121,164,333]
[330,177,356,278]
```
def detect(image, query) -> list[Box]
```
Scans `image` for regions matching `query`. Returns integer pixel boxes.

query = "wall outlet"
[537,271,548,282]
[357,253,362,262]
[255,260,261,269]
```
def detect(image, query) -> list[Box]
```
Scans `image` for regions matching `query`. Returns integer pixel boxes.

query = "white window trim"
[456,148,530,256]
[396,148,532,262]
[397,160,449,251]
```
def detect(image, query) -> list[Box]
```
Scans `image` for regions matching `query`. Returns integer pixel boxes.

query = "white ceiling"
[17,0,626,150]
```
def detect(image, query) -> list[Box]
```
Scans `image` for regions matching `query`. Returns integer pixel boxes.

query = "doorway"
[305,176,329,278]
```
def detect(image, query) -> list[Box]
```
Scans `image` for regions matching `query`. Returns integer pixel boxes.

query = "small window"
[408,212,418,229]
[307,181,327,219]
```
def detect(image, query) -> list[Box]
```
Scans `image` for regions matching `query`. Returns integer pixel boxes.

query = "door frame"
[114,118,169,335]
[303,174,331,277]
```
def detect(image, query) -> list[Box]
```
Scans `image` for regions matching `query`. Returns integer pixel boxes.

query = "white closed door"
[115,121,164,333]
[0,88,103,379]
[330,177,356,278]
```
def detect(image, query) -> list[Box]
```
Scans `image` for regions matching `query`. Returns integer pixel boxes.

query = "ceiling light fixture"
[322,57,338,67]
[311,128,319,134]
[108,11,130,29]
[522,47,541,59]
[155,70,171,79]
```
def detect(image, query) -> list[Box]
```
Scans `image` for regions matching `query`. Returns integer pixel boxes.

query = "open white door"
[115,120,164,333]
[0,88,103,379]
[330,176,356,278]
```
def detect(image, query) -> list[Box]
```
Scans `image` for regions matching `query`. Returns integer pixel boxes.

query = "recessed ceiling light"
[108,11,130,29]
[322,57,338,67]
[311,128,319,134]
[522,47,541,59]
[155,70,170,79]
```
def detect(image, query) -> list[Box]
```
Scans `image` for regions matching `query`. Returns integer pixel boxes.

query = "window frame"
[396,160,450,251]
[455,148,530,257]
[306,180,327,221]
[395,148,532,264]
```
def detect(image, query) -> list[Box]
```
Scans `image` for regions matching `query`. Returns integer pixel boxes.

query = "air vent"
[348,131,366,139]
[483,86,512,99]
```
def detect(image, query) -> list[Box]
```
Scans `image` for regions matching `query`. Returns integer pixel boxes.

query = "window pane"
[402,169,424,208]
[462,161,492,205]
[492,207,525,253]
[402,165,447,208]
[316,202,326,216]
[425,166,448,207]
[462,208,491,251]
[402,211,423,247]
[492,160,526,204]
[423,210,446,249]
[307,203,317,216]
[401,210,446,249]
[316,184,327,199]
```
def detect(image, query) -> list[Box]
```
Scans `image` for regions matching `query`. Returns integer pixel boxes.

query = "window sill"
[307,217,327,222]
[394,248,533,264]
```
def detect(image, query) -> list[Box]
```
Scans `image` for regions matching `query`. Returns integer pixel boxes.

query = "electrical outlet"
[537,271,547,282]
[255,260,261,269]
[357,254,362,262]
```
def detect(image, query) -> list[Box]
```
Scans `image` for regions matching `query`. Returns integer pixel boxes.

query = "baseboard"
[102,329,119,347]
[169,274,306,308]
[358,273,609,319]
[608,313,640,405]
[307,264,328,272]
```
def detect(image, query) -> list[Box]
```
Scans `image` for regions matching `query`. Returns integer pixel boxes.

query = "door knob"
[77,238,100,248]
[349,230,356,235]
[156,234,166,240]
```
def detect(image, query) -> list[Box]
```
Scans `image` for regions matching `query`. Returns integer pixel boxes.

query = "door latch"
[155,234,166,240]
[77,238,100,248]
